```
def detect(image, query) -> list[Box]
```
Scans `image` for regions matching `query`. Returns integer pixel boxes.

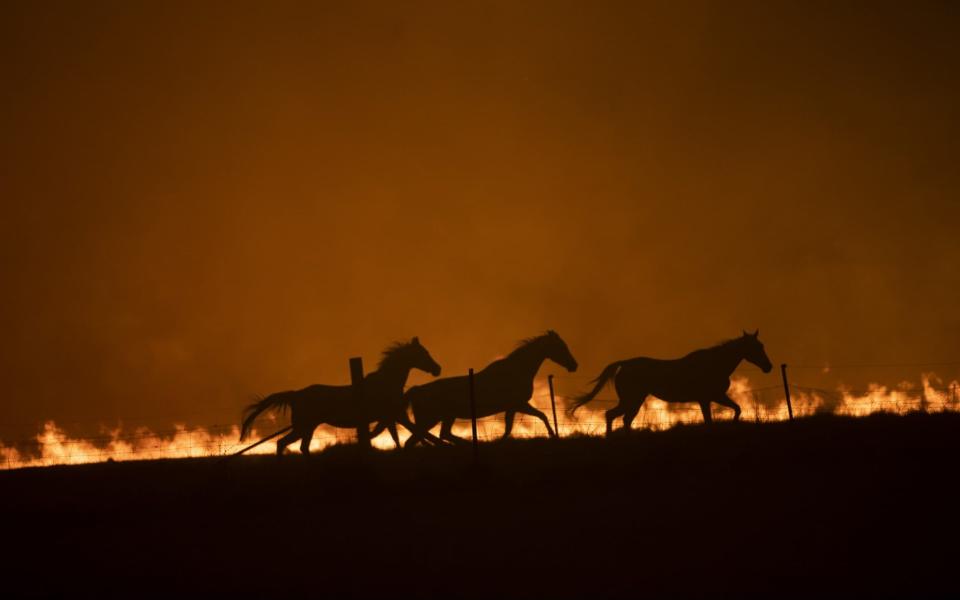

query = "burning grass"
[2,373,957,469]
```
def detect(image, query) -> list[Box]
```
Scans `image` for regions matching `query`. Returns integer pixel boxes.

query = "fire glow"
[2,374,958,470]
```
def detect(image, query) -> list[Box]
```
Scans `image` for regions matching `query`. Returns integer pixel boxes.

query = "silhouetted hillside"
[3,413,959,598]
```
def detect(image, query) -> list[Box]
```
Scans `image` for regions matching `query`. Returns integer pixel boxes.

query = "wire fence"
[2,367,959,471]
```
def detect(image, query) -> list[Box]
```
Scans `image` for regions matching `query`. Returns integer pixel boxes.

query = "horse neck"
[500,341,549,380]
[711,341,745,375]
[366,360,413,392]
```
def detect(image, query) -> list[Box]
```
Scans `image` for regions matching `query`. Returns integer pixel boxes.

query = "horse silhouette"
[404,330,578,446]
[239,337,442,454]
[569,330,772,435]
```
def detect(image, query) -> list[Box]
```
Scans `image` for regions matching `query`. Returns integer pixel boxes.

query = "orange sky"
[2,1,959,440]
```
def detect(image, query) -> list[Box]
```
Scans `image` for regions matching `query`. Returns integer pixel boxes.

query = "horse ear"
[412,336,420,345]
[742,329,748,337]
[752,329,759,337]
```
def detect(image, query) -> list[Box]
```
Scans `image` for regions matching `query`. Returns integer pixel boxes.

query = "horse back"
[618,356,729,401]
[406,376,471,416]
[291,384,367,426]
[407,371,534,420]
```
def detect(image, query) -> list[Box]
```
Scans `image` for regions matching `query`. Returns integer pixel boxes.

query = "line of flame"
[1,374,957,470]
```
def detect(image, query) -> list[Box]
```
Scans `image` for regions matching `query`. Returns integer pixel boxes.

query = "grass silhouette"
[2,412,958,598]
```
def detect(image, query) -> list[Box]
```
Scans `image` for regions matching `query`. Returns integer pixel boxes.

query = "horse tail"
[240,392,294,440]
[568,361,625,415]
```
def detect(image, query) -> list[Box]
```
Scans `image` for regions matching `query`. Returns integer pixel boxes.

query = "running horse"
[404,331,578,446]
[239,337,442,454]
[569,330,773,435]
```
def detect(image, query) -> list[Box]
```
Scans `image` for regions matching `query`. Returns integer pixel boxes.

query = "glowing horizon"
[3,373,957,470]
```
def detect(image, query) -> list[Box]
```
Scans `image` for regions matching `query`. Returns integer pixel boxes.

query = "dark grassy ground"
[3,412,959,598]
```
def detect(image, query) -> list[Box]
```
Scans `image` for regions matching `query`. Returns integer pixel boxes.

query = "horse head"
[383,337,441,377]
[409,336,442,376]
[741,329,772,373]
[544,330,578,372]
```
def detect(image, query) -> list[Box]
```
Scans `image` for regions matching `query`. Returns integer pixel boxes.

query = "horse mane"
[684,336,743,359]
[712,337,744,350]
[508,331,553,357]
[378,340,414,369]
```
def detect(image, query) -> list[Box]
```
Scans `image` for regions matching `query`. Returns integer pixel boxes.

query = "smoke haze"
[2,1,959,439]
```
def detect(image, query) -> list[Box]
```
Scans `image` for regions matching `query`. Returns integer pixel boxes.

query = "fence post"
[547,375,560,438]
[350,357,369,448]
[780,363,794,421]
[469,368,479,462]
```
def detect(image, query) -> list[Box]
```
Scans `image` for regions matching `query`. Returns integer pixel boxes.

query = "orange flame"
[1,374,957,469]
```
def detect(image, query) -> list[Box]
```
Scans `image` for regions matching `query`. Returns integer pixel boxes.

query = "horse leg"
[404,429,424,448]
[276,430,300,456]
[387,423,401,448]
[621,401,642,433]
[397,414,443,447]
[403,414,437,448]
[369,421,388,439]
[605,404,625,436]
[440,418,467,444]
[713,394,742,421]
[516,404,556,438]
[501,411,516,441]
[299,426,317,455]
[699,401,713,424]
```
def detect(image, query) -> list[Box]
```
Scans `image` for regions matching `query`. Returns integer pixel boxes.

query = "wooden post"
[350,357,369,448]
[780,363,794,421]
[547,375,560,438]
[468,368,479,461]
[231,426,293,457]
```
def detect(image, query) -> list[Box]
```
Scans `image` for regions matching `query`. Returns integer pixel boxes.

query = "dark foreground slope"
[3,413,959,598]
